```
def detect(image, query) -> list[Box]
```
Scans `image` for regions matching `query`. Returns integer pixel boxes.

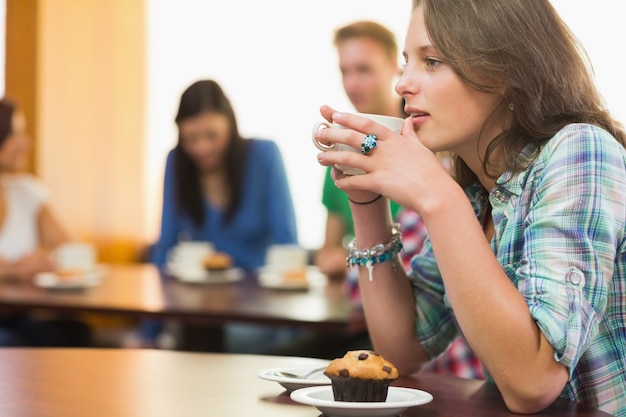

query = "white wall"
[550,0,625,126]
[145,0,625,249]
[145,0,412,248]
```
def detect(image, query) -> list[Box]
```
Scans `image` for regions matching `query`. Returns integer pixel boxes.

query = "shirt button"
[516,258,531,277]
[443,293,451,307]
[566,268,584,286]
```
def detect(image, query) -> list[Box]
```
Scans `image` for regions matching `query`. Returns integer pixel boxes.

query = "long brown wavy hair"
[174,80,249,225]
[414,0,625,187]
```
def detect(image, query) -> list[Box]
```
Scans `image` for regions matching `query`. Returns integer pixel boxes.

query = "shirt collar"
[467,142,542,220]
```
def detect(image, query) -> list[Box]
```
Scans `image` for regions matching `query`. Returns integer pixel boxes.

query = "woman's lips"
[410,113,429,127]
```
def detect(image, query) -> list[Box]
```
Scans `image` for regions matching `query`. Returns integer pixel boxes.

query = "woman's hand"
[314,105,451,214]
[313,245,348,280]
[315,105,380,204]
[1,250,55,280]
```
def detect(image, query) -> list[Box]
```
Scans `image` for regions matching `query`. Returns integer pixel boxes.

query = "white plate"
[33,265,107,289]
[257,365,331,392]
[168,265,244,284]
[290,386,433,417]
[257,266,327,290]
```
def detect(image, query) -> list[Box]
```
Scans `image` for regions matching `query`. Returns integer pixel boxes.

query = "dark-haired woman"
[137,80,298,350]
[151,80,297,269]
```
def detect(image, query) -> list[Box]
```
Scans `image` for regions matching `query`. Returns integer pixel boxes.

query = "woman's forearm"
[350,197,430,374]
[422,184,568,412]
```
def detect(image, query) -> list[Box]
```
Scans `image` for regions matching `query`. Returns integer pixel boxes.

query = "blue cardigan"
[150,139,298,270]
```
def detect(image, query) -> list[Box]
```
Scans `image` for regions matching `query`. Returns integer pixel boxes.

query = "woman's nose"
[395,64,421,99]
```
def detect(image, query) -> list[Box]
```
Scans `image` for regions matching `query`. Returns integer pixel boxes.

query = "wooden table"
[0,264,365,351]
[0,264,365,334]
[0,349,611,417]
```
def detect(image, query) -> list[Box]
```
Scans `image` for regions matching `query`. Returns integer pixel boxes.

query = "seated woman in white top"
[0,97,91,346]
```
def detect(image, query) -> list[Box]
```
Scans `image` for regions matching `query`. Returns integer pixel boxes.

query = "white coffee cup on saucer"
[167,241,214,266]
[265,244,308,273]
[53,242,97,272]
[166,241,215,281]
[311,112,404,175]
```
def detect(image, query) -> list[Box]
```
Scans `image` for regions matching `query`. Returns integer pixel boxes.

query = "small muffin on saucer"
[202,252,233,270]
[55,268,85,282]
[282,268,308,283]
[324,350,398,402]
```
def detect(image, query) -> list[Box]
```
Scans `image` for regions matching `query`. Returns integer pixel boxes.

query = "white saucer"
[257,266,327,290]
[257,365,330,392]
[290,386,433,417]
[167,263,244,284]
[33,265,107,289]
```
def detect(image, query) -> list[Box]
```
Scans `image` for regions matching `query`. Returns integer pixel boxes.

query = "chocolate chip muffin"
[324,350,398,402]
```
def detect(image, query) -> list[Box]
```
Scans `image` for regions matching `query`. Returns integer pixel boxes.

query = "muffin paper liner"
[325,374,395,402]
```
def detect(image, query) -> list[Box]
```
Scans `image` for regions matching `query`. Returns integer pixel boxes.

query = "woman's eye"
[425,57,443,69]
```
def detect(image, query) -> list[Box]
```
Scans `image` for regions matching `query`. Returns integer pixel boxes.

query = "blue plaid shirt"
[409,124,626,415]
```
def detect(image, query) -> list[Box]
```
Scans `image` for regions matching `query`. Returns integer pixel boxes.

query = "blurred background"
[2,0,624,262]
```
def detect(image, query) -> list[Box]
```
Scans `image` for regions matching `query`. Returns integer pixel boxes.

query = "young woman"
[313,19,482,377]
[0,97,91,346]
[315,0,625,414]
[150,80,297,270]
[0,99,68,279]
[139,80,298,350]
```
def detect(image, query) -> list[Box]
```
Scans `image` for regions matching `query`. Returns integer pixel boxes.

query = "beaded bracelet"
[346,223,403,281]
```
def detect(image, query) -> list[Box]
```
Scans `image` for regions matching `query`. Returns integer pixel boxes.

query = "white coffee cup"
[311,112,404,175]
[265,244,308,273]
[167,241,214,267]
[53,242,97,272]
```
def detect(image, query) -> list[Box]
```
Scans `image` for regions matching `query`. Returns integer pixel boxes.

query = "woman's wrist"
[346,223,403,281]
[348,194,382,205]
[349,195,395,249]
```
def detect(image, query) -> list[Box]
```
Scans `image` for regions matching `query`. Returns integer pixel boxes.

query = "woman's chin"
[195,159,222,173]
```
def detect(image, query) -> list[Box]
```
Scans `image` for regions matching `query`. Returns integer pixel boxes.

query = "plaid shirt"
[409,124,626,415]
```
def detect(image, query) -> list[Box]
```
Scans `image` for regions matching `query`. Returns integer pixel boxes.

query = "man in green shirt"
[314,21,406,278]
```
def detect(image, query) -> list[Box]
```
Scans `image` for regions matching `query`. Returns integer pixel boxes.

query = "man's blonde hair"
[333,21,398,63]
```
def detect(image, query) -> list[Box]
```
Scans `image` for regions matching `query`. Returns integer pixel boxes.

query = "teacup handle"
[311,121,336,151]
